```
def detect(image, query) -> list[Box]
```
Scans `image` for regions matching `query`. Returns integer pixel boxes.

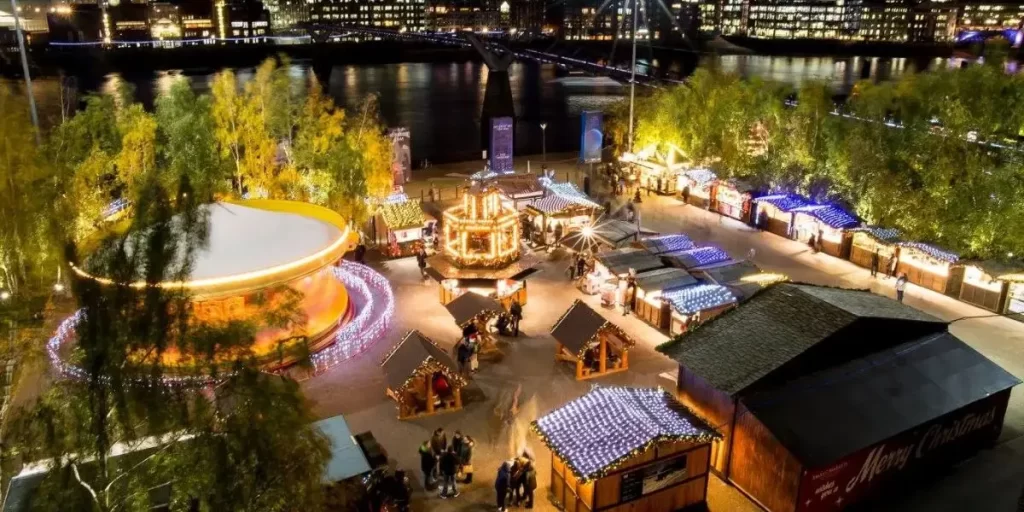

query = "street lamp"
[9,0,41,145]
[540,122,548,162]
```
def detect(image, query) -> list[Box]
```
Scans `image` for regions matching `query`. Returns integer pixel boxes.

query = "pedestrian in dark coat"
[458,434,475,483]
[523,461,537,509]
[509,299,523,337]
[430,428,447,480]
[495,462,511,511]
[418,441,435,489]
[575,255,586,280]
[439,447,460,498]
[870,250,880,277]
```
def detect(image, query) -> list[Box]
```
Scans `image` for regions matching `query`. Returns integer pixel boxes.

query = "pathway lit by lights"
[46,261,395,385]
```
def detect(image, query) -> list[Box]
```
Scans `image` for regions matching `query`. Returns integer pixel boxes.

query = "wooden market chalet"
[551,300,637,380]
[381,330,466,420]
[656,282,1020,512]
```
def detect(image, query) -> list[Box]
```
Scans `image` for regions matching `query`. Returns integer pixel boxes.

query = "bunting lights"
[531,386,718,481]
[662,284,737,315]
[640,234,694,254]
[754,194,812,213]
[898,242,960,263]
[792,204,859,229]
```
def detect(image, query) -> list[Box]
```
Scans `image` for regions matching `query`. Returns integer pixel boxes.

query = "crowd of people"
[495,453,539,511]
[418,428,476,499]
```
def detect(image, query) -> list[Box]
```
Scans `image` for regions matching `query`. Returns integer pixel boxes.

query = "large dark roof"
[744,331,1020,468]
[444,292,504,327]
[658,284,945,395]
[594,247,665,276]
[551,300,632,355]
[634,267,698,292]
[695,260,761,285]
[380,331,458,391]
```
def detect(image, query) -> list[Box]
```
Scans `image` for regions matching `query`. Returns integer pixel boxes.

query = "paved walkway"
[303,161,1024,512]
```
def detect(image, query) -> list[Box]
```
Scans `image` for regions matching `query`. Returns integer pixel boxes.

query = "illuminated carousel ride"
[427,184,539,308]
[48,200,396,385]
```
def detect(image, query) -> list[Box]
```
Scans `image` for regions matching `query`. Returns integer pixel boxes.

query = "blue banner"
[580,111,604,164]
[489,117,514,173]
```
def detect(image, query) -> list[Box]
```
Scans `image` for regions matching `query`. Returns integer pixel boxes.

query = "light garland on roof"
[898,242,960,264]
[683,168,717,188]
[793,204,859,229]
[669,246,731,268]
[740,273,789,285]
[754,194,812,212]
[662,284,737,315]
[641,234,694,254]
[531,386,718,481]
[380,331,466,407]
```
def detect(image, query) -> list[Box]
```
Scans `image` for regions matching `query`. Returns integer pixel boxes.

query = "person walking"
[416,248,428,279]
[575,255,586,281]
[509,299,523,337]
[419,440,436,489]
[870,250,880,277]
[495,462,511,512]
[523,460,537,509]
[439,447,460,498]
[896,273,908,303]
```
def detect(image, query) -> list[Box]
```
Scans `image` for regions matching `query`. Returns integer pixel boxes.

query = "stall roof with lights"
[657,283,946,396]
[634,267,699,293]
[551,300,635,356]
[381,330,464,392]
[527,194,602,215]
[444,291,505,327]
[662,284,737,315]
[636,234,695,255]
[790,204,860,229]
[531,386,718,481]
[898,242,960,263]
[594,247,665,275]
[682,168,718,187]
[752,194,813,212]
[662,246,732,270]
[490,174,545,198]
[378,200,425,231]
[851,226,902,244]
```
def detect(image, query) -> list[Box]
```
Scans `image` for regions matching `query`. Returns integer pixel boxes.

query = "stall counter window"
[896,242,963,296]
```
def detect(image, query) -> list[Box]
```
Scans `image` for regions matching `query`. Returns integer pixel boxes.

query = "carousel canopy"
[898,242,960,263]
[551,299,635,356]
[531,386,718,481]
[636,234,695,255]
[378,200,425,231]
[595,247,665,275]
[790,204,859,229]
[752,194,812,212]
[634,268,699,292]
[743,332,1019,468]
[662,246,731,270]
[381,330,462,392]
[444,292,504,327]
[657,284,945,396]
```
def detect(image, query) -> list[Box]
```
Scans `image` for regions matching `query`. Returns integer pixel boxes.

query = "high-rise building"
[309,0,425,31]
[218,0,271,39]
[426,0,500,32]
[510,0,544,33]
[265,0,309,29]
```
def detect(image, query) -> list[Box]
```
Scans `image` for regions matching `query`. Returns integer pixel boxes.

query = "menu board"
[619,453,688,502]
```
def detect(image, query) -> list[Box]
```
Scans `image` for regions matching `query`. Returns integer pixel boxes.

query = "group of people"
[495,453,538,511]
[566,253,592,282]
[418,428,476,499]
[869,250,910,303]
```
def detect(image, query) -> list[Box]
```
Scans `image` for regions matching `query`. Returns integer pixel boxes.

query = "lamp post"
[627,0,638,153]
[9,0,40,145]
[540,122,548,163]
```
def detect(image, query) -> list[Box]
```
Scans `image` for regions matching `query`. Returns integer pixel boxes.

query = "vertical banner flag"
[388,128,411,188]
[489,116,514,173]
[580,111,604,164]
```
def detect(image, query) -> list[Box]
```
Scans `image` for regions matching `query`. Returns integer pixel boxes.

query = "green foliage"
[630,66,1024,259]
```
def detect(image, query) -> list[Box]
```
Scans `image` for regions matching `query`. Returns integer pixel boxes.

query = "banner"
[388,128,411,188]
[580,111,604,164]
[489,117,514,173]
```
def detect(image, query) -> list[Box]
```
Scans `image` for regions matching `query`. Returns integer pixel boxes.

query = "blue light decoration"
[898,242,960,263]
[684,168,717,188]
[666,246,731,269]
[101,198,130,219]
[531,386,718,481]
[791,204,859,229]
[662,284,737,315]
[752,194,812,212]
[641,234,694,254]
[382,192,409,205]
[855,226,901,244]
[539,181,603,210]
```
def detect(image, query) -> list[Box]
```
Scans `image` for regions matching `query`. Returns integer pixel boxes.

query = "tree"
[211,70,245,195]
[156,79,227,201]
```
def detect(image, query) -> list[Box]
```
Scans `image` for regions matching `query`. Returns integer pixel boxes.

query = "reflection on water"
[2,54,968,164]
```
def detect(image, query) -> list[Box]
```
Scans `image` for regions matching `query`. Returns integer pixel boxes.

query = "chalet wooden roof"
[444,292,504,327]
[380,330,462,392]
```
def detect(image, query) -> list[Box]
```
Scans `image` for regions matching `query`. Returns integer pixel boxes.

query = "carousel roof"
[380,330,462,391]
[532,386,718,481]
[551,299,635,356]
[444,292,504,327]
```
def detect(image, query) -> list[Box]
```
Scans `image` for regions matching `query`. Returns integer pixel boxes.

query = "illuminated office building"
[563,0,668,41]
[426,1,501,32]
[309,0,425,31]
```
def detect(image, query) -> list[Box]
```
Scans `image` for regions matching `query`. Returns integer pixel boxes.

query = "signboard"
[580,111,604,164]
[489,117,514,173]
[619,453,688,503]
[796,391,1010,512]
[388,128,411,188]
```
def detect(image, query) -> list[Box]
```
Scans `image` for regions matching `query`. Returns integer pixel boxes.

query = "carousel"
[427,183,539,307]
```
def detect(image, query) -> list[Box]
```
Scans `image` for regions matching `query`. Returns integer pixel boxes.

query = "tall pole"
[10,0,40,146]
[627,0,638,153]
[540,122,547,162]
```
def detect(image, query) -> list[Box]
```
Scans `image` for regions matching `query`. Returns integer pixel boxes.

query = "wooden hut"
[661,246,732,271]
[710,178,759,223]
[532,386,719,512]
[633,234,695,255]
[525,190,603,246]
[896,242,964,296]
[443,291,505,354]
[657,285,1018,512]
[958,260,1024,313]
[381,330,466,420]
[1000,273,1024,316]
[789,204,860,258]
[677,168,717,208]
[632,268,699,329]
[661,284,738,336]
[751,194,812,239]
[848,227,901,273]
[492,174,545,211]
[551,300,637,380]
[373,200,426,257]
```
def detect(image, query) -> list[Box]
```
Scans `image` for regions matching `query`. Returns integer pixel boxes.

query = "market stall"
[372,199,426,257]
[532,386,718,512]
[632,268,700,329]
[751,194,813,239]
[1000,273,1024,317]
[789,204,860,257]
[896,242,964,296]
[711,178,759,223]
[958,261,1024,313]
[661,246,732,271]
[678,168,717,208]
[848,227,901,273]
[381,330,465,420]
[524,192,603,246]
[592,247,665,278]
[443,291,505,354]
[633,234,694,255]
[491,174,545,211]
[551,300,637,380]
[662,284,738,336]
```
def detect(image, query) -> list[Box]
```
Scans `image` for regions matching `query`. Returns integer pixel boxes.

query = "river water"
[4,54,955,165]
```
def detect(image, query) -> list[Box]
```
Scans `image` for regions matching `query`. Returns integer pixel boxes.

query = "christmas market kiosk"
[381,330,466,420]
[895,242,964,296]
[957,260,1024,313]
[752,194,812,239]
[657,283,1019,512]
[711,178,759,223]
[848,227,901,273]
[372,199,427,257]
[789,204,860,258]
[551,300,637,380]
[677,168,717,208]
[443,290,504,355]
[632,268,699,330]
[524,187,603,246]
[532,386,719,512]
[662,284,738,336]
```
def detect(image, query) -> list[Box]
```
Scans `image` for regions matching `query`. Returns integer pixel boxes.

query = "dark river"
[4,54,958,165]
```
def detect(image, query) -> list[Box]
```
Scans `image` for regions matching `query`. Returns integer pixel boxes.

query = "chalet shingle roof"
[444,292,504,327]
[657,283,945,395]
[550,300,635,355]
[381,331,458,391]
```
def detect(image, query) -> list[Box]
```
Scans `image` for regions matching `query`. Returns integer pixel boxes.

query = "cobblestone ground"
[304,158,1024,512]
